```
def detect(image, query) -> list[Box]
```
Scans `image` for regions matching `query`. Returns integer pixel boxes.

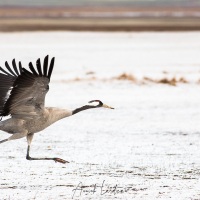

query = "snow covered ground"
[0,31,200,199]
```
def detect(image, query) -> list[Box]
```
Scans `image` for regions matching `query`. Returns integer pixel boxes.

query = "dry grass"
[114,74,189,86]
[57,73,190,86]
[114,73,137,82]
[157,77,177,86]
[144,76,188,86]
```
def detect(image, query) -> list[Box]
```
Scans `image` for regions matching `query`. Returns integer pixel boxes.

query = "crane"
[0,55,114,164]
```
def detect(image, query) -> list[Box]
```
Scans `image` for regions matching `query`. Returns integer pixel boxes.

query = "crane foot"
[53,157,69,164]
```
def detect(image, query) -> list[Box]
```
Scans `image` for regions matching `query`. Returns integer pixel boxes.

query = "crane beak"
[103,104,114,109]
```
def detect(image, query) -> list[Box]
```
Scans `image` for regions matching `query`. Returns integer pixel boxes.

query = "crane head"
[88,100,114,109]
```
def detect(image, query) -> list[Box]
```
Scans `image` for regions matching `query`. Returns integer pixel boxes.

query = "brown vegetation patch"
[143,76,188,86]
[158,77,177,86]
[178,77,188,83]
[158,77,188,85]
[57,73,189,86]
[114,73,137,83]
[60,76,97,83]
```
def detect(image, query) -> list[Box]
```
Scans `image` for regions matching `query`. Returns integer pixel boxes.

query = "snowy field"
[0,31,200,200]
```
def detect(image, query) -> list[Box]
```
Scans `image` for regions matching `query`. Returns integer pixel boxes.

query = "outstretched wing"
[0,55,55,119]
[0,59,22,116]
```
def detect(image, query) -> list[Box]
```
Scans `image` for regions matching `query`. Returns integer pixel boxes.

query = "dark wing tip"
[0,65,10,76]
[29,62,38,76]
[47,57,55,80]
[43,55,49,77]
[19,61,23,73]
[27,55,54,79]
[36,58,43,76]
[12,59,20,76]
[5,61,17,77]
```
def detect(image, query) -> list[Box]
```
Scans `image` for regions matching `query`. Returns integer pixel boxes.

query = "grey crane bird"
[0,55,114,164]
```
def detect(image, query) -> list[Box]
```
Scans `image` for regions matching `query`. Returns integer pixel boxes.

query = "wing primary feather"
[29,62,38,76]
[12,59,19,76]
[0,66,11,76]
[19,62,23,73]
[43,55,48,76]
[22,68,34,76]
[5,61,17,77]
[36,59,43,76]
[47,57,54,80]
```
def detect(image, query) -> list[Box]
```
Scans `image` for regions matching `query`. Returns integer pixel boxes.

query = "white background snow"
[0,31,200,200]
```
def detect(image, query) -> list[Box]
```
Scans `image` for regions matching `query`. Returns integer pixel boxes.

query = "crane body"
[0,55,113,164]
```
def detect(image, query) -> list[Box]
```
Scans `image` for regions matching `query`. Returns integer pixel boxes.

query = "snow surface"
[0,31,200,200]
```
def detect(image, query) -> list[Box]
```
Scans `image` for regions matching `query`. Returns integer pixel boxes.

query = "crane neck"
[72,105,98,115]
[46,107,72,123]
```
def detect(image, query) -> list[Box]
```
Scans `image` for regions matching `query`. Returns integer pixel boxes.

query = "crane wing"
[0,55,55,119]
[0,59,22,116]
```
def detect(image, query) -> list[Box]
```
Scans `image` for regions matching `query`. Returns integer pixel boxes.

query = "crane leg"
[26,134,69,164]
[0,139,8,144]
[0,131,28,144]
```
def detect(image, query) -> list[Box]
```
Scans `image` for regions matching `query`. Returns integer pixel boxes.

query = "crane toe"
[53,157,69,164]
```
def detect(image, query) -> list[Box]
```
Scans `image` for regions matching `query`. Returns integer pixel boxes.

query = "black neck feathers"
[72,101,103,115]
[72,105,96,115]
